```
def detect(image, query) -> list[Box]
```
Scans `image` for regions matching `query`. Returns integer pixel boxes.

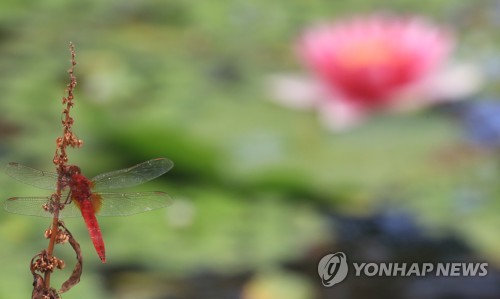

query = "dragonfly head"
[66,165,82,176]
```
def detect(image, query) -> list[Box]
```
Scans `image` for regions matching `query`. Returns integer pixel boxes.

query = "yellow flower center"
[338,38,396,69]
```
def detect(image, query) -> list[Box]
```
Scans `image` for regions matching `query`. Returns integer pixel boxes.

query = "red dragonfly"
[4,158,173,263]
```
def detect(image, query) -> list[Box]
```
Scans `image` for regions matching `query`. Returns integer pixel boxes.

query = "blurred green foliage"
[0,0,498,298]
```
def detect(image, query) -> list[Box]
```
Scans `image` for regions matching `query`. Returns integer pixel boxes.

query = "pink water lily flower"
[269,15,482,131]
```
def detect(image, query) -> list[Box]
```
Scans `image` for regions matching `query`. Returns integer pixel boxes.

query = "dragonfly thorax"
[69,173,93,201]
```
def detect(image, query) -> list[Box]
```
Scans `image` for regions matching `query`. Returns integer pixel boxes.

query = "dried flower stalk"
[30,42,84,298]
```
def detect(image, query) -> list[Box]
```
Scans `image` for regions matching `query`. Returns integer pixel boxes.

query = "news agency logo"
[317,252,349,287]
[318,252,488,287]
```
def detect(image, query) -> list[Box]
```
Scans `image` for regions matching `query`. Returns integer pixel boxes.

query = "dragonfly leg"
[62,192,73,205]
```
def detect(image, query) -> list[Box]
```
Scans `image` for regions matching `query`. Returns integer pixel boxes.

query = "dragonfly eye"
[66,165,81,175]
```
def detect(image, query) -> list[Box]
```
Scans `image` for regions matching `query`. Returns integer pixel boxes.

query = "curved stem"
[44,191,61,289]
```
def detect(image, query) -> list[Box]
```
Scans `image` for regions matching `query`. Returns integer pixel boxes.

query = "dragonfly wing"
[5,163,58,190]
[91,158,173,191]
[95,191,172,216]
[4,196,82,218]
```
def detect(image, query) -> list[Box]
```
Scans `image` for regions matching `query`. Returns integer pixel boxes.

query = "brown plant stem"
[44,197,60,289]
[43,41,82,292]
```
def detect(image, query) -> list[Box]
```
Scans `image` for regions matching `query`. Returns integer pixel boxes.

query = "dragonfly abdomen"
[79,199,106,262]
